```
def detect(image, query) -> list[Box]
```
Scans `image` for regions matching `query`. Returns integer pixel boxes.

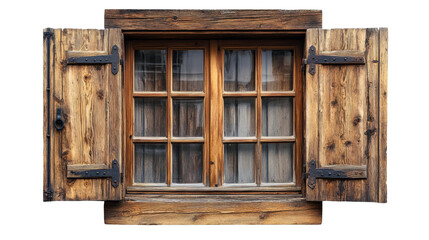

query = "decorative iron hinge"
[69,159,120,188]
[304,45,365,75]
[67,45,120,75]
[306,160,348,189]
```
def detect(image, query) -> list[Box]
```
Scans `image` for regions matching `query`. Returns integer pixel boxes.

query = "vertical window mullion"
[166,47,172,186]
[256,47,262,186]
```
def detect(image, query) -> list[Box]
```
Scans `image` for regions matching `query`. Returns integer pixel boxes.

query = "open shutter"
[43,28,124,201]
[304,28,387,202]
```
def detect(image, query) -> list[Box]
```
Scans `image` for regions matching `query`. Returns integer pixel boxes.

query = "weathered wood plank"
[304,28,319,200]
[53,28,65,201]
[378,28,388,203]
[107,28,123,199]
[365,28,380,202]
[104,195,322,225]
[104,10,322,31]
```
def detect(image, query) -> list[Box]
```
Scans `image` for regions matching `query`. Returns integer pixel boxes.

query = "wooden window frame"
[217,39,303,191]
[125,37,304,194]
[125,40,211,191]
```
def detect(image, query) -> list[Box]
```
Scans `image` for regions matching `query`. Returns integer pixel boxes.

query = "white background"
[1,0,428,239]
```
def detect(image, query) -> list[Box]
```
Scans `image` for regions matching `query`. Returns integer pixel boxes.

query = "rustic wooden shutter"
[304,28,387,202]
[43,28,123,201]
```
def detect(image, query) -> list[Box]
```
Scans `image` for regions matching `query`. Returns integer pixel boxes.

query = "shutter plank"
[305,28,387,202]
[366,28,380,202]
[379,28,388,203]
[52,29,65,200]
[304,28,319,200]
[107,29,123,199]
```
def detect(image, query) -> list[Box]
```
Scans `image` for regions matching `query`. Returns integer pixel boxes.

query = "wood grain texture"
[378,28,388,203]
[43,28,123,201]
[104,195,322,225]
[209,40,221,187]
[104,10,322,31]
[304,28,387,202]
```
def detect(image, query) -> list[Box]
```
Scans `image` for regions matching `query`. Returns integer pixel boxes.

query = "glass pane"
[224,98,255,137]
[224,50,255,91]
[173,50,204,91]
[224,144,255,184]
[172,144,203,183]
[173,99,204,137]
[262,143,294,183]
[134,98,166,137]
[262,50,293,91]
[134,144,166,183]
[262,98,293,137]
[134,50,166,91]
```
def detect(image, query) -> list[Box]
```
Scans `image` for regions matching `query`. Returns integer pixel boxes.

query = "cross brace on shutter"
[306,160,348,189]
[67,159,120,188]
[306,160,367,189]
[303,45,365,75]
[67,45,120,75]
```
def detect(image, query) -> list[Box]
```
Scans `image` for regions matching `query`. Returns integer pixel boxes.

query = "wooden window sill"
[104,194,322,225]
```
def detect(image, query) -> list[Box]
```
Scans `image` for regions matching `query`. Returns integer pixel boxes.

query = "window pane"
[173,99,204,137]
[173,144,203,183]
[134,98,166,137]
[224,144,255,184]
[134,50,166,91]
[134,144,166,183]
[262,143,294,183]
[262,50,293,91]
[173,50,204,91]
[224,98,255,137]
[262,98,293,137]
[224,50,255,91]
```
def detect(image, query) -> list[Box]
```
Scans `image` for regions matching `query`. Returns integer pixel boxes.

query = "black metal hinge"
[304,45,365,75]
[67,45,120,75]
[69,159,120,188]
[306,160,348,189]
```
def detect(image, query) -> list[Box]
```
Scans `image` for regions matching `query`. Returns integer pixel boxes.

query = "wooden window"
[43,10,388,225]
[218,40,303,190]
[125,39,303,191]
[126,41,210,189]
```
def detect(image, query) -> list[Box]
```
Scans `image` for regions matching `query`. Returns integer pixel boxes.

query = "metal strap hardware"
[69,160,120,188]
[305,45,365,75]
[306,160,348,189]
[44,29,54,201]
[67,45,120,75]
